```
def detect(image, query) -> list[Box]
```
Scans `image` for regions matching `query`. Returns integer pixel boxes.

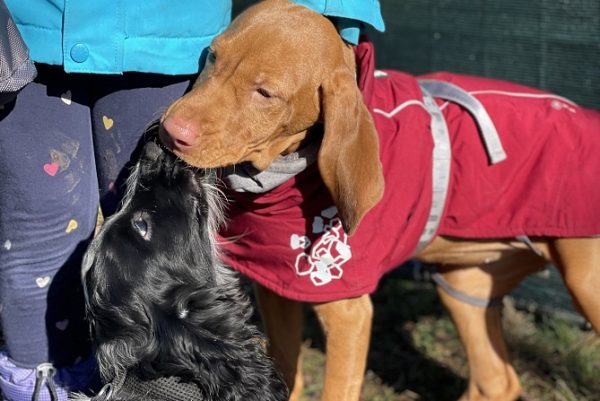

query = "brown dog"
[159,1,600,400]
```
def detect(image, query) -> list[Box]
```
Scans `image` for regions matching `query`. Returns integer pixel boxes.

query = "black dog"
[77,140,288,401]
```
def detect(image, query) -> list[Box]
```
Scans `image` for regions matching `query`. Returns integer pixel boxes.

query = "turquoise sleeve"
[292,0,385,44]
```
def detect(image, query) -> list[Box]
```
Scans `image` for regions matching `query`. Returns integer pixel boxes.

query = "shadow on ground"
[297,268,466,401]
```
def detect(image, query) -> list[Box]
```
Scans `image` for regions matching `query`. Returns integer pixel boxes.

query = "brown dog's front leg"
[312,294,373,401]
[254,284,305,401]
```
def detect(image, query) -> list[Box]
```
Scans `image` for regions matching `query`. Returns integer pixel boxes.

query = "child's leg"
[90,73,193,216]
[0,67,100,400]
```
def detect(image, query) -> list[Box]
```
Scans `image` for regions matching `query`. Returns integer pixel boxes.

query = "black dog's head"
[80,140,288,401]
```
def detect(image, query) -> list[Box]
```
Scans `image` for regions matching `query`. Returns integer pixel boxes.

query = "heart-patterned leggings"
[0,65,191,379]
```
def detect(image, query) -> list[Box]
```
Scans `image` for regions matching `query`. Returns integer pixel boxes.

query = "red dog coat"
[219,41,600,302]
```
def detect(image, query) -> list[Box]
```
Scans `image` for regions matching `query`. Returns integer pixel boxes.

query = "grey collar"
[222,140,320,193]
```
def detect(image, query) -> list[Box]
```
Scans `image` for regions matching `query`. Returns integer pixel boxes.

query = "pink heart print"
[43,162,59,176]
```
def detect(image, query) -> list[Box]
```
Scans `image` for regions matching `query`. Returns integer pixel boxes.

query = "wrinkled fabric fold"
[0,0,36,94]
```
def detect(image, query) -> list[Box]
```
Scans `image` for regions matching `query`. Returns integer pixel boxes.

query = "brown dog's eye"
[206,48,216,63]
[256,88,272,98]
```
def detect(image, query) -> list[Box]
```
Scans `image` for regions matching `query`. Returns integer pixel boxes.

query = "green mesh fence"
[368,0,600,109]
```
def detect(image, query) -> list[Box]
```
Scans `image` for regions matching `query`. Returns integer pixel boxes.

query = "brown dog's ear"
[318,68,384,235]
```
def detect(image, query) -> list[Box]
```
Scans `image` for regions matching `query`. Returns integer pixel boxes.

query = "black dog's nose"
[142,140,164,161]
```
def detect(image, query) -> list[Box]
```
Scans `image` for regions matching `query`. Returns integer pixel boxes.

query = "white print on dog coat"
[290,206,352,286]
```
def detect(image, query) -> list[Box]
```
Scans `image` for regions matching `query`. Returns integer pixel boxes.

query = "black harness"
[92,372,204,401]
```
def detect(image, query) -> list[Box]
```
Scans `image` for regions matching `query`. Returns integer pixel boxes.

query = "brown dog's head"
[160,0,383,234]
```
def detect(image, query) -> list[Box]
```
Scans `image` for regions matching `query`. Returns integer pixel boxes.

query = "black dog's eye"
[131,212,151,240]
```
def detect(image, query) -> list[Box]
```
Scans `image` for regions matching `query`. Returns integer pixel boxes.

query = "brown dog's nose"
[161,116,198,150]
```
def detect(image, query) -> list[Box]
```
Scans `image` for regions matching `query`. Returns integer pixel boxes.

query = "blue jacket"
[5,0,384,75]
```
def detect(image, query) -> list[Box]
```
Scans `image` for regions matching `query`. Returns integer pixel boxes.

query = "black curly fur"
[80,139,288,401]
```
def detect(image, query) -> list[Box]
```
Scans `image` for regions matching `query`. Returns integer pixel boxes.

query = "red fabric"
[428,72,600,238]
[219,41,600,302]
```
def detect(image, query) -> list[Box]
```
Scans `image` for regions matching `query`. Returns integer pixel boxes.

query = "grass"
[291,271,600,401]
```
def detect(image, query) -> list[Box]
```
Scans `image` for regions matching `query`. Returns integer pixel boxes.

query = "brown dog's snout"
[160,115,199,151]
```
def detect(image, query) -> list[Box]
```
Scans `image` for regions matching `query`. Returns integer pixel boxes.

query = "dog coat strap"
[418,79,507,164]
[431,272,504,308]
[399,263,504,308]
[515,235,545,257]
[413,86,452,254]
